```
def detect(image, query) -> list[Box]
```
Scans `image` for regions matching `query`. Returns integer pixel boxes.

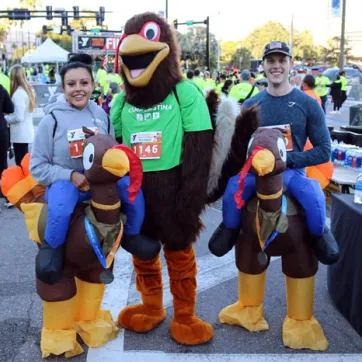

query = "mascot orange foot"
[118,245,213,345]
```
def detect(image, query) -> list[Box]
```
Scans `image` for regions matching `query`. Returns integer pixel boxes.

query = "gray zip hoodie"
[30,94,115,186]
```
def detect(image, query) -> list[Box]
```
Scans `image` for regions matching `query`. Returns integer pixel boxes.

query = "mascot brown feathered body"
[111,12,215,345]
[111,12,257,345]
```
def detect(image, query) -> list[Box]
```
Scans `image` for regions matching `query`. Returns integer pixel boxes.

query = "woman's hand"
[71,171,89,189]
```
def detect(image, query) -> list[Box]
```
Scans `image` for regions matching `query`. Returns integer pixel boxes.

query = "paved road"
[1,106,361,362]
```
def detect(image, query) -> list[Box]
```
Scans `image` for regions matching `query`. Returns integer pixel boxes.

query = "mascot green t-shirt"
[111,80,212,172]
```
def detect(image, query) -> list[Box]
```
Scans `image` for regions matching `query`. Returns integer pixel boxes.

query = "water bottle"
[355,173,362,204]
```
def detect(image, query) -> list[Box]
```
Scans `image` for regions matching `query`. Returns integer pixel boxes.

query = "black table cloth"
[328,193,362,337]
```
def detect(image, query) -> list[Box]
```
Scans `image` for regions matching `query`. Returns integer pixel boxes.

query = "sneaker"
[330,111,336,114]
[4,200,13,208]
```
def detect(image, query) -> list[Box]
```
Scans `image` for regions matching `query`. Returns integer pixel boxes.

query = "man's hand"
[70,171,89,189]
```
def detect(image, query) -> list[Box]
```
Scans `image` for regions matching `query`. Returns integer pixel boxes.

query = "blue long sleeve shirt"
[243,88,331,168]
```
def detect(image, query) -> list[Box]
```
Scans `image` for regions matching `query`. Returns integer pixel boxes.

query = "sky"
[2,0,362,53]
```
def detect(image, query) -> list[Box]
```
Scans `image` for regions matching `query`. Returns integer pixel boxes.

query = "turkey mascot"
[110,12,256,345]
[110,12,215,345]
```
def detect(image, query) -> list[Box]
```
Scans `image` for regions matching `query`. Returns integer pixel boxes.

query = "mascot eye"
[247,137,254,158]
[83,143,95,170]
[277,137,287,162]
[142,21,160,41]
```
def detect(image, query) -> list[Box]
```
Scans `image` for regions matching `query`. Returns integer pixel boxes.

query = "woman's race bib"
[67,127,98,158]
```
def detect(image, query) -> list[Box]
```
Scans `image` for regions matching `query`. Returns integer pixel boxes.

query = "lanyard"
[255,195,287,252]
[84,216,123,269]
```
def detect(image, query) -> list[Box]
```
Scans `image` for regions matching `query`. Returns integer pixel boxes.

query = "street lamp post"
[339,0,347,71]
[165,0,168,21]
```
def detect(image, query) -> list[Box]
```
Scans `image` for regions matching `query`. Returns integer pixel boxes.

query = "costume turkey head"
[247,128,287,177]
[82,127,142,202]
[234,128,288,209]
[115,12,182,108]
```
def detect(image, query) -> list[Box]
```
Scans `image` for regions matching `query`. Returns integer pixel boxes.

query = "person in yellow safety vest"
[96,67,107,93]
[229,69,259,104]
[339,71,348,107]
[216,74,227,95]
[44,64,49,77]
[0,68,10,94]
[256,71,265,80]
[192,69,205,90]
[204,71,216,90]
[315,71,330,114]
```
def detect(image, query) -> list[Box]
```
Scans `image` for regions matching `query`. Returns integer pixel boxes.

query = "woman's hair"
[60,53,94,85]
[221,79,233,92]
[10,64,37,113]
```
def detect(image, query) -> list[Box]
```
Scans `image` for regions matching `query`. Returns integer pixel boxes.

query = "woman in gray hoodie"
[30,59,159,285]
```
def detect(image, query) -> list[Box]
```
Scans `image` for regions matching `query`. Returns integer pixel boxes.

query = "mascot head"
[115,12,182,107]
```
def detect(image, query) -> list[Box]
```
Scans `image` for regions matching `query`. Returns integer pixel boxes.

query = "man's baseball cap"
[262,41,292,59]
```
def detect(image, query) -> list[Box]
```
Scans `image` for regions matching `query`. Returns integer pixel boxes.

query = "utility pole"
[339,0,347,71]
[205,16,210,71]
[165,0,168,21]
[290,13,294,51]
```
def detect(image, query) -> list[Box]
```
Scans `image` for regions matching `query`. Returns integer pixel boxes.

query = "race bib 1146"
[131,131,162,159]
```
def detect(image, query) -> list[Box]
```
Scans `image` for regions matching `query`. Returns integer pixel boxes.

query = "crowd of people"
[0,45,350,213]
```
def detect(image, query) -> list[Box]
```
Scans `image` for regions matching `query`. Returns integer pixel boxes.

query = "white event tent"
[21,37,69,64]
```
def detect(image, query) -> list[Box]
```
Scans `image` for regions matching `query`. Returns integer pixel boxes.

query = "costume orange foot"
[170,316,214,345]
[165,245,214,345]
[118,255,166,332]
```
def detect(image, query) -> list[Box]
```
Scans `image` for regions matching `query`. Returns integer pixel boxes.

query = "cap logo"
[270,42,282,49]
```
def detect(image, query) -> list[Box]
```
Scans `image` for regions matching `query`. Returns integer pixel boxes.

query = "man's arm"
[287,99,331,168]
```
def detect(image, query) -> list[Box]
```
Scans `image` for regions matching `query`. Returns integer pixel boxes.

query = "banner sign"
[331,0,341,18]
[72,31,123,55]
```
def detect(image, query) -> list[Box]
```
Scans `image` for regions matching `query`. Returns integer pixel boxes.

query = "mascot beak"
[102,148,130,177]
[251,149,275,176]
[120,34,170,87]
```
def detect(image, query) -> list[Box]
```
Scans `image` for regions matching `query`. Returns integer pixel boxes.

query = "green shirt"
[315,76,330,97]
[229,82,259,101]
[110,80,212,172]
[340,76,348,91]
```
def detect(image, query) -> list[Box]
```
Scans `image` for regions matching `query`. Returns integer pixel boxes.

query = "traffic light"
[173,19,178,29]
[42,25,47,34]
[99,7,105,22]
[61,12,68,27]
[66,25,72,35]
[73,6,79,20]
[96,12,102,26]
[46,6,53,20]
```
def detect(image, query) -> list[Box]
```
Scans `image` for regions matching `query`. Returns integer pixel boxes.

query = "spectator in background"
[5,65,36,166]
[220,79,233,98]
[0,67,10,94]
[302,75,321,106]
[186,70,194,80]
[0,84,14,208]
[329,75,342,115]
[192,69,205,90]
[315,70,330,113]
[339,71,348,107]
[216,73,227,95]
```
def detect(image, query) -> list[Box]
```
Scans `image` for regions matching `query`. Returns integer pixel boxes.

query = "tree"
[292,30,318,62]
[320,36,352,65]
[230,47,252,70]
[12,45,35,61]
[242,21,289,59]
[220,41,240,65]
[175,26,218,70]
[38,32,72,52]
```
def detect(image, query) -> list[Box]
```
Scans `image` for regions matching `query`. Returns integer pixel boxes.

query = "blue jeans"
[320,95,328,114]
[45,176,145,248]
[222,168,325,236]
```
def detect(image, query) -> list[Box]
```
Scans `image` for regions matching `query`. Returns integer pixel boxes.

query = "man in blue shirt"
[210,41,339,265]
